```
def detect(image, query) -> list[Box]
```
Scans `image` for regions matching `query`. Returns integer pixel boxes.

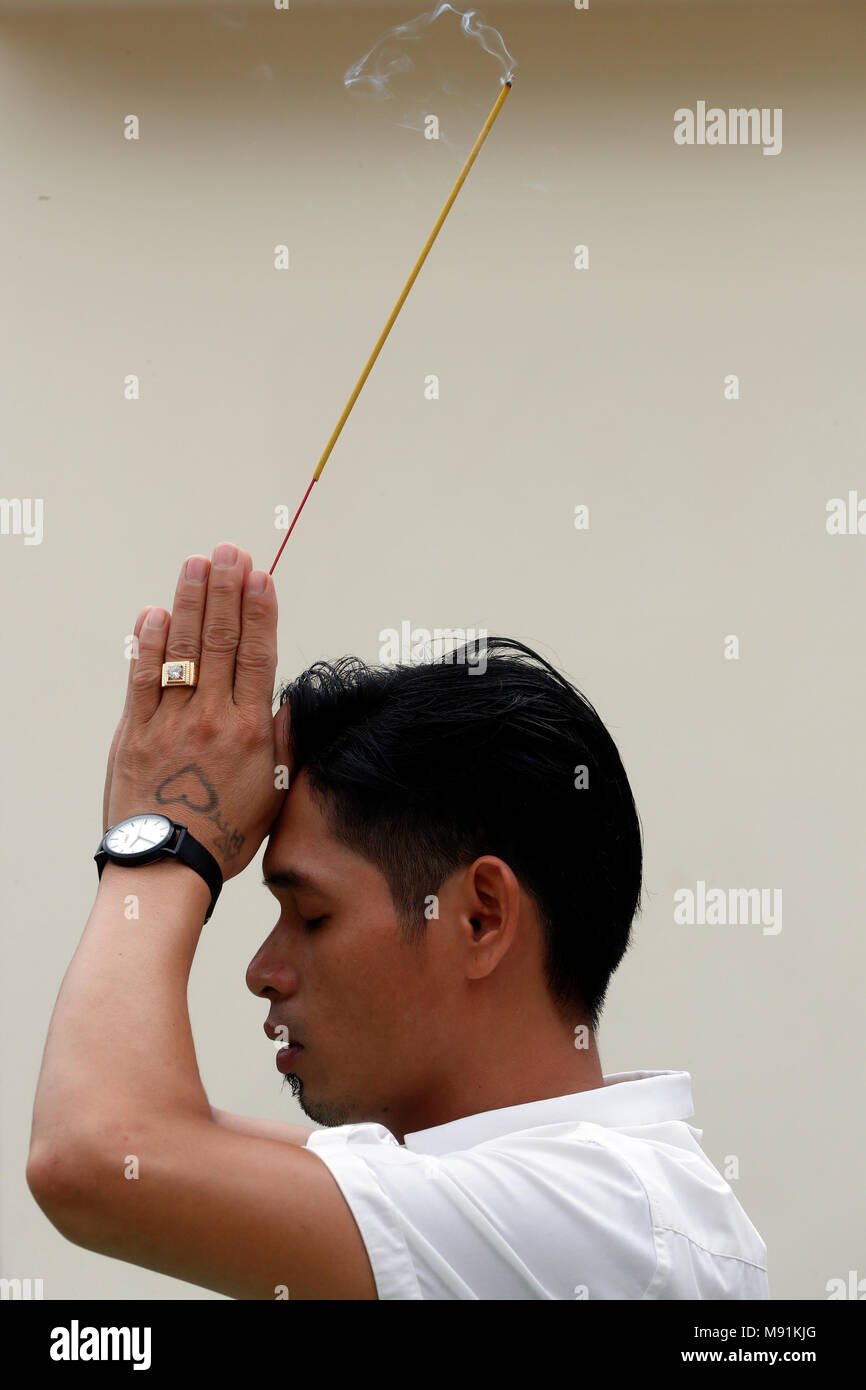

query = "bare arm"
[210,1107,315,1146]
[27,861,375,1299]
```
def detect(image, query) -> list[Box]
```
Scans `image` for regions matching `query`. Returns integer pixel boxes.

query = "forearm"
[211,1108,315,1146]
[30,859,213,1162]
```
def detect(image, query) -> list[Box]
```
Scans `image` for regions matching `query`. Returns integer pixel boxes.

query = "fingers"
[122,605,155,719]
[125,543,273,726]
[234,567,278,712]
[107,606,155,818]
[196,543,252,701]
[270,696,292,791]
[128,604,171,722]
[160,554,213,705]
[264,705,292,835]
[272,700,291,766]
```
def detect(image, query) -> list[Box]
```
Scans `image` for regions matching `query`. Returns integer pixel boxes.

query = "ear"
[462,857,521,980]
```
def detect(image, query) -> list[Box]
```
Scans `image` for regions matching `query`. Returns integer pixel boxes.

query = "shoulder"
[305,1116,768,1300]
[304,1120,659,1299]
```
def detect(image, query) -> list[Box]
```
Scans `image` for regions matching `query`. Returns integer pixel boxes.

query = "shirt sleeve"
[305,1124,424,1300]
[305,1121,658,1300]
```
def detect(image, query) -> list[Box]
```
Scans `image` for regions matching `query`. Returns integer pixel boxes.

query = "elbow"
[26,1136,115,1249]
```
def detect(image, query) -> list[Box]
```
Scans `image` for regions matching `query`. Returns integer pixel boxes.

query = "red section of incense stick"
[268,475,317,575]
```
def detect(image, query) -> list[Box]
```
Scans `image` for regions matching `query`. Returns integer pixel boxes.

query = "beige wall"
[1,0,863,1300]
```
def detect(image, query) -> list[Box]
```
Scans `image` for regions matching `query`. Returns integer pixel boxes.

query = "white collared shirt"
[304,1069,769,1300]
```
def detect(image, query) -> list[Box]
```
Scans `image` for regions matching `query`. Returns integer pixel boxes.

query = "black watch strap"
[95,823,223,924]
[168,826,222,924]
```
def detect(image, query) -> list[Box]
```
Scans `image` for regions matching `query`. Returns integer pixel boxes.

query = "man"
[27,543,768,1299]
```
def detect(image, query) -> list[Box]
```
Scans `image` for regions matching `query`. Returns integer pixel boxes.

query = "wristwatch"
[94,813,223,924]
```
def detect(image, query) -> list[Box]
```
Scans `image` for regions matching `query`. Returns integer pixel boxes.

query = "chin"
[286,1079,354,1130]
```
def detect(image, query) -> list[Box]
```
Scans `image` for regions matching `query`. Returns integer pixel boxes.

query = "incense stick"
[269,79,513,574]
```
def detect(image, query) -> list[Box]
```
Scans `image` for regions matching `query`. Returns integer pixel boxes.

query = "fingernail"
[185,556,209,582]
[248,570,267,594]
[146,609,167,627]
[213,543,238,568]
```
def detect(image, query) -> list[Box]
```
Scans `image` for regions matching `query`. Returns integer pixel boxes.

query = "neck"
[391,1015,604,1144]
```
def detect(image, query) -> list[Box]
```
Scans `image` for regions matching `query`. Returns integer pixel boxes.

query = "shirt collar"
[402,1070,694,1156]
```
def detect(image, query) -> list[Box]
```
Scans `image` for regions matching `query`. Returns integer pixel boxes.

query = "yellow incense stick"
[270,78,513,573]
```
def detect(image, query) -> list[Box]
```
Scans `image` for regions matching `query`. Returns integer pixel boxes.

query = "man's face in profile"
[246,769,456,1132]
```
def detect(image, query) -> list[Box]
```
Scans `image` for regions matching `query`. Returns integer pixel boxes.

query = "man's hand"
[102,542,291,882]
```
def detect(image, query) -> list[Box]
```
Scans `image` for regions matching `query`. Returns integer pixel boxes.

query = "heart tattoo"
[156,765,218,815]
[155,763,246,862]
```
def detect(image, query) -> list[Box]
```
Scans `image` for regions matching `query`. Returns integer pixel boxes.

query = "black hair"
[276,637,642,1031]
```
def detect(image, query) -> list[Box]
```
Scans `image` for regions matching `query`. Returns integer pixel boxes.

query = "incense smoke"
[345,4,517,99]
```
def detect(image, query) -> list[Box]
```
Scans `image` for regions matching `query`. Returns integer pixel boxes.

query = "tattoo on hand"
[155,764,217,814]
[155,763,246,862]
[210,813,245,860]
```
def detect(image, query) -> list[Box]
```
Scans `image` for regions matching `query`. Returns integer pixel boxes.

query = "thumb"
[272,701,293,783]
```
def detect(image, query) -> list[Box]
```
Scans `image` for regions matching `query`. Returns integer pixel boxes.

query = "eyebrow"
[261,866,326,893]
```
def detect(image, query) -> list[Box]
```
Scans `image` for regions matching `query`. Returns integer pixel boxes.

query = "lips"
[265,1020,303,1048]
[275,1042,304,1075]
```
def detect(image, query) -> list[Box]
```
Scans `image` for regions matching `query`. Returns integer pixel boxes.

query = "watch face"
[105,814,173,857]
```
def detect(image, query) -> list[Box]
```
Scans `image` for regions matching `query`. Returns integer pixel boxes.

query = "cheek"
[381,940,442,1021]
[325,934,421,1017]
[310,912,437,1018]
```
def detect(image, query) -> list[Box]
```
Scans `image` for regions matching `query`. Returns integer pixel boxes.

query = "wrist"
[98,857,212,924]
[96,815,223,924]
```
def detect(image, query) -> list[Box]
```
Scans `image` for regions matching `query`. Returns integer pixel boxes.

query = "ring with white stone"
[161,659,198,688]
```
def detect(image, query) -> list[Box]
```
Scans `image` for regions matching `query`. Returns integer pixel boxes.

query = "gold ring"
[161,660,198,688]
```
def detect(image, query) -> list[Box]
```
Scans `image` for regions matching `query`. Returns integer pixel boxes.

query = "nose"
[245,929,301,999]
